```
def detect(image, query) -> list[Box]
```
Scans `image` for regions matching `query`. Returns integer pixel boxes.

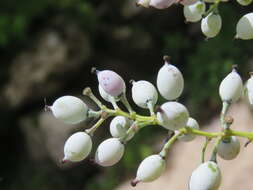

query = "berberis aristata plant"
[46,56,253,190]
[137,0,253,40]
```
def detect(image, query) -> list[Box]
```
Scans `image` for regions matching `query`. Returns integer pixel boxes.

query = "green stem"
[147,100,155,116]
[110,97,119,110]
[120,93,135,114]
[210,136,222,163]
[83,87,103,108]
[203,0,221,17]
[159,132,182,158]
[220,101,230,129]
[88,110,102,118]
[85,117,106,135]
[201,137,211,163]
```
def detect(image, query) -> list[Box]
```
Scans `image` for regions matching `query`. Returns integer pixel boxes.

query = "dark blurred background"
[0,0,253,189]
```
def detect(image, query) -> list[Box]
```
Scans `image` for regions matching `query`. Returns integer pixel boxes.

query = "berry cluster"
[46,56,253,189]
[137,0,253,40]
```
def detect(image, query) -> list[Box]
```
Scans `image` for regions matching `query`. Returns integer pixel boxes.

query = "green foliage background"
[0,0,252,189]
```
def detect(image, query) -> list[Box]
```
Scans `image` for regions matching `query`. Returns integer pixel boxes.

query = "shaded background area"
[0,0,253,189]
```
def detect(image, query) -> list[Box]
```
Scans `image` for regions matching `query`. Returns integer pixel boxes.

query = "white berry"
[110,116,134,140]
[63,132,92,162]
[183,1,206,23]
[189,161,222,190]
[201,13,222,38]
[157,58,184,100]
[177,117,199,142]
[95,138,125,167]
[157,101,189,130]
[219,68,243,103]
[135,154,166,183]
[51,96,88,124]
[217,136,240,160]
[236,13,253,40]
[237,0,252,5]
[131,80,158,109]
[150,0,177,9]
[244,74,253,107]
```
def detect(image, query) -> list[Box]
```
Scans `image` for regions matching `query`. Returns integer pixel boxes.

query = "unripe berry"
[201,13,222,38]
[95,138,125,167]
[236,13,253,40]
[150,0,177,9]
[133,154,166,185]
[157,57,184,100]
[217,136,240,160]
[177,117,199,142]
[131,80,158,109]
[189,161,222,190]
[63,132,92,162]
[50,96,88,124]
[219,68,243,103]
[98,84,120,102]
[244,74,253,107]
[157,101,189,130]
[237,0,252,6]
[96,70,126,97]
[180,0,198,6]
[110,116,134,140]
[183,1,206,23]
[136,0,151,7]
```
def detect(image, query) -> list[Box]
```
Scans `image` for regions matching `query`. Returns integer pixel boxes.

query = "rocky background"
[0,0,253,189]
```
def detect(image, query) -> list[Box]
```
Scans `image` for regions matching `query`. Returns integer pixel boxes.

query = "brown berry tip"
[61,158,69,164]
[44,98,51,112]
[163,55,171,63]
[155,105,164,113]
[232,64,238,71]
[225,116,234,125]
[129,79,136,85]
[131,179,140,187]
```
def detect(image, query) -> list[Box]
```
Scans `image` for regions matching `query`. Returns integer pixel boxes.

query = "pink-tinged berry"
[96,69,126,97]
[150,0,177,9]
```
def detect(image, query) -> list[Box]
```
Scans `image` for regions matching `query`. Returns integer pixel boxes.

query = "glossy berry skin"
[110,116,134,140]
[150,0,177,9]
[177,117,199,142]
[157,101,189,130]
[135,154,166,183]
[131,80,158,109]
[157,62,184,100]
[97,70,126,97]
[63,132,92,162]
[244,75,253,107]
[95,138,125,167]
[51,96,88,124]
[201,13,222,38]
[183,1,206,23]
[237,0,252,6]
[219,69,243,103]
[98,85,120,103]
[189,161,221,190]
[236,13,253,40]
[217,136,240,160]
